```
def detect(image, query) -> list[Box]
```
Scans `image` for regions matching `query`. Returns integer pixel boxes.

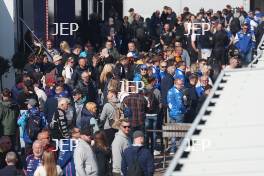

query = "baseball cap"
[140,64,148,70]
[53,55,62,63]
[133,130,144,139]
[25,98,37,107]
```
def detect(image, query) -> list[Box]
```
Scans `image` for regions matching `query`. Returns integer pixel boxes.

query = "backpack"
[25,113,42,141]
[109,103,124,129]
[145,88,159,114]
[127,148,145,176]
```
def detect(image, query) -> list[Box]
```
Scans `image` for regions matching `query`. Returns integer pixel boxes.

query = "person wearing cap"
[234,23,256,65]
[53,54,64,77]
[174,61,187,87]
[167,78,186,153]
[112,119,131,176]
[17,98,47,154]
[72,89,86,128]
[74,127,98,176]
[121,130,154,176]
[133,64,149,87]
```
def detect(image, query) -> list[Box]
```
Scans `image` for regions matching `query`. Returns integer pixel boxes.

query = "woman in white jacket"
[62,57,74,86]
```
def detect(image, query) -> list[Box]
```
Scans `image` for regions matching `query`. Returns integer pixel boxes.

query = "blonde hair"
[42,151,58,176]
[100,64,114,83]
[60,41,71,53]
[85,102,97,112]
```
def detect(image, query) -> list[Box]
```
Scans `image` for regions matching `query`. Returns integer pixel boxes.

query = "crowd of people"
[0,4,263,176]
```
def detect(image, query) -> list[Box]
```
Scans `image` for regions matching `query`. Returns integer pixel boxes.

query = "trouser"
[145,114,158,153]
[170,117,184,153]
[240,49,253,65]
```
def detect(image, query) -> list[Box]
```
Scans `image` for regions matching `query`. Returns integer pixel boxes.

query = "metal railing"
[19,17,52,58]
[248,33,264,68]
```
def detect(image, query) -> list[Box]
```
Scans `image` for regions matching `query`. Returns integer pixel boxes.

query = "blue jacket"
[167,86,186,119]
[58,139,76,176]
[121,146,154,176]
[152,66,161,89]
[235,30,255,54]
[17,107,47,144]
[196,86,205,97]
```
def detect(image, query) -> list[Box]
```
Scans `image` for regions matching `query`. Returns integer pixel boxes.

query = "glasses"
[161,65,167,68]
[141,69,147,71]
[122,125,131,129]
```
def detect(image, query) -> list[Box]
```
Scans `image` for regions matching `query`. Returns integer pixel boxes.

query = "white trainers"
[153,150,161,156]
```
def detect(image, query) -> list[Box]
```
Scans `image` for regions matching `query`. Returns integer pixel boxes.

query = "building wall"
[123,0,250,18]
[0,0,16,89]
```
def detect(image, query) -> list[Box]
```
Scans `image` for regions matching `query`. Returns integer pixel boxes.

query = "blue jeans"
[170,117,184,153]
[241,49,253,65]
[145,114,158,153]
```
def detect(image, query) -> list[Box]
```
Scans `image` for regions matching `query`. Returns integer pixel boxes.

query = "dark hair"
[1,88,11,98]
[73,44,82,50]
[94,131,109,151]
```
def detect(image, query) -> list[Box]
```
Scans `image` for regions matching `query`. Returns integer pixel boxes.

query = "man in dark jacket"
[76,71,98,104]
[121,130,154,176]
[0,152,23,176]
[72,58,91,86]
[160,66,175,123]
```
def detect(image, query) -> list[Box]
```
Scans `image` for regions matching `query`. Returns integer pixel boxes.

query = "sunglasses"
[141,69,147,71]
[161,65,167,68]
[122,125,131,129]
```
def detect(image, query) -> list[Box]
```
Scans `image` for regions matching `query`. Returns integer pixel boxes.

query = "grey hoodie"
[74,138,98,176]
[112,130,131,173]
[100,97,120,130]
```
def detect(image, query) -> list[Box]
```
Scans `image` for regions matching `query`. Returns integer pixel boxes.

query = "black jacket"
[160,72,174,105]
[0,165,24,176]
[76,80,98,104]
[93,147,111,176]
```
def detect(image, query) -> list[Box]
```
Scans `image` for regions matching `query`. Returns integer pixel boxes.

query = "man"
[174,61,187,87]
[0,89,19,148]
[17,98,46,154]
[53,55,64,77]
[159,61,167,80]
[234,23,255,65]
[212,23,230,65]
[160,66,175,123]
[128,8,135,24]
[37,129,55,152]
[0,136,12,169]
[123,87,148,132]
[72,89,85,128]
[167,78,186,153]
[160,23,175,46]
[0,152,23,176]
[112,119,131,176]
[196,75,211,97]
[45,40,59,62]
[72,57,90,86]
[175,42,191,67]
[58,128,80,176]
[74,127,98,176]
[105,40,120,62]
[127,42,139,59]
[133,64,149,87]
[121,131,155,176]
[50,97,71,140]
[71,44,82,64]
[76,71,98,103]
[226,56,240,69]
[25,140,43,176]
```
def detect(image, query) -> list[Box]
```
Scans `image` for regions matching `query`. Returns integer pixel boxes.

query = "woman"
[62,57,74,86]
[81,102,99,133]
[99,64,115,104]
[93,131,112,176]
[34,151,63,176]
[59,41,71,63]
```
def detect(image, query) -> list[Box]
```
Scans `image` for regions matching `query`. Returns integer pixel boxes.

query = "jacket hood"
[82,107,95,118]
[115,130,129,139]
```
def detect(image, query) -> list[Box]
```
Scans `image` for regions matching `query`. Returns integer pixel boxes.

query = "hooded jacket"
[80,108,99,133]
[0,101,19,136]
[112,130,131,173]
